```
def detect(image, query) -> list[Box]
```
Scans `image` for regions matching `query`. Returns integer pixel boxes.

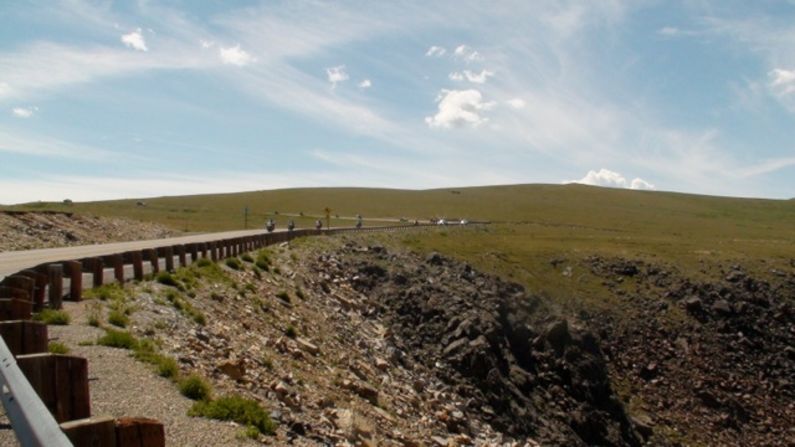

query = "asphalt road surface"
[0,228,280,280]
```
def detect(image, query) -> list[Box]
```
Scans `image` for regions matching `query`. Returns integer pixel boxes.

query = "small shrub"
[33,309,70,325]
[108,310,129,328]
[252,266,262,279]
[255,260,270,271]
[191,310,206,326]
[275,291,290,303]
[84,283,125,301]
[156,272,183,290]
[189,395,275,436]
[97,329,138,349]
[272,267,281,275]
[48,341,70,354]
[133,342,179,380]
[225,258,243,271]
[180,374,212,401]
[244,283,256,293]
[241,254,254,263]
[295,287,305,300]
[97,332,131,348]
[87,302,102,327]
[285,325,297,338]
[196,258,213,268]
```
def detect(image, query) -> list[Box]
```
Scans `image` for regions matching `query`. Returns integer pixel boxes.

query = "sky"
[1,0,795,204]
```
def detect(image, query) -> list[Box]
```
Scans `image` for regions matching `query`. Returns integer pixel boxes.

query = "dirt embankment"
[0,211,177,251]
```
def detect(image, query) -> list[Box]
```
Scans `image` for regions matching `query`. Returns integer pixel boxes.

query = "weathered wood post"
[187,243,198,264]
[81,257,103,288]
[0,320,48,356]
[175,245,187,268]
[20,269,47,312]
[158,246,174,272]
[16,353,91,422]
[62,260,83,300]
[209,242,218,262]
[0,298,33,320]
[103,254,125,283]
[115,417,166,447]
[143,248,159,274]
[47,263,63,309]
[126,251,144,281]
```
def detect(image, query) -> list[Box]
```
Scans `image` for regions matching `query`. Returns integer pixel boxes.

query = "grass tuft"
[48,341,70,354]
[33,309,70,325]
[97,329,137,349]
[189,395,276,436]
[180,374,212,401]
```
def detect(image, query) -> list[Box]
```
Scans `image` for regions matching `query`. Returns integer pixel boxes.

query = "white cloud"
[571,169,655,190]
[358,79,372,88]
[121,29,148,52]
[326,65,349,87]
[449,69,494,84]
[425,89,496,129]
[425,45,446,57]
[506,98,526,109]
[11,106,36,118]
[658,26,680,36]
[0,82,9,97]
[200,39,214,49]
[219,44,253,66]
[769,68,795,95]
[453,45,482,62]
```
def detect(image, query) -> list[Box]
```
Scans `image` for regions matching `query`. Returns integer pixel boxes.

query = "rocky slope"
[0,211,177,251]
[74,233,793,445]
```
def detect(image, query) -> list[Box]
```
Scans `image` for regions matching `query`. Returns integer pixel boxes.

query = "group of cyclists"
[264,214,363,233]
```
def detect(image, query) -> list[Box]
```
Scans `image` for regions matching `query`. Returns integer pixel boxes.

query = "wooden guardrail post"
[209,242,218,262]
[0,299,33,321]
[47,264,63,309]
[62,261,82,301]
[199,242,208,259]
[60,416,116,447]
[187,243,198,264]
[175,245,187,268]
[2,276,34,304]
[16,353,91,423]
[124,251,144,281]
[115,417,165,447]
[19,270,47,312]
[103,254,124,284]
[143,249,158,275]
[158,247,174,272]
[81,257,103,288]
[0,320,48,356]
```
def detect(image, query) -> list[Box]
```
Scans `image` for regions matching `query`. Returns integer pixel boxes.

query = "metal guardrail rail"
[0,336,73,447]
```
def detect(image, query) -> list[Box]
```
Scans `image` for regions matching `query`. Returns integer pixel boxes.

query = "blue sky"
[1,0,795,203]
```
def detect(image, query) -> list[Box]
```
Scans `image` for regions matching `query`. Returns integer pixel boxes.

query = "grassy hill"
[11,182,793,301]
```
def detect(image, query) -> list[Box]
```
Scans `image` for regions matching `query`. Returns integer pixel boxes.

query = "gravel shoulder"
[0,301,259,446]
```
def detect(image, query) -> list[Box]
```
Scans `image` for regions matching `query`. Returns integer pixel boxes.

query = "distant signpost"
[324,207,331,230]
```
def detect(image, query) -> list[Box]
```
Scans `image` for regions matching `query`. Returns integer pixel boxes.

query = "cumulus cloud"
[121,29,148,51]
[425,89,496,129]
[358,79,372,88]
[506,98,526,109]
[12,106,37,118]
[769,68,795,95]
[326,65,349,87]
[219,45,254,66]
[453,45,481,62]
[200,39,214,49]
[425,46,446,57]
[449,69,494,84]
[571,169,655,190]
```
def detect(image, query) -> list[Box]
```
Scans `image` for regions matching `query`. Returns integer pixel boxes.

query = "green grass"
[97,329,137,349]
[83,283,126,301]
[156,271,184,290]
[179,374,212,401]
[33,309,70,325]
[107,309,129,328]
[189,395,276,436]
[225,258,243,271]
[48,341,70,354]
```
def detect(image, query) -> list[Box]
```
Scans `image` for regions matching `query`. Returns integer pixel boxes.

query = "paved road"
[0,228,280,280]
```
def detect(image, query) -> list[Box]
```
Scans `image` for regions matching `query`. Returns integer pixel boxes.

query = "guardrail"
[0,222,455,445]
[0,335,73,446]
